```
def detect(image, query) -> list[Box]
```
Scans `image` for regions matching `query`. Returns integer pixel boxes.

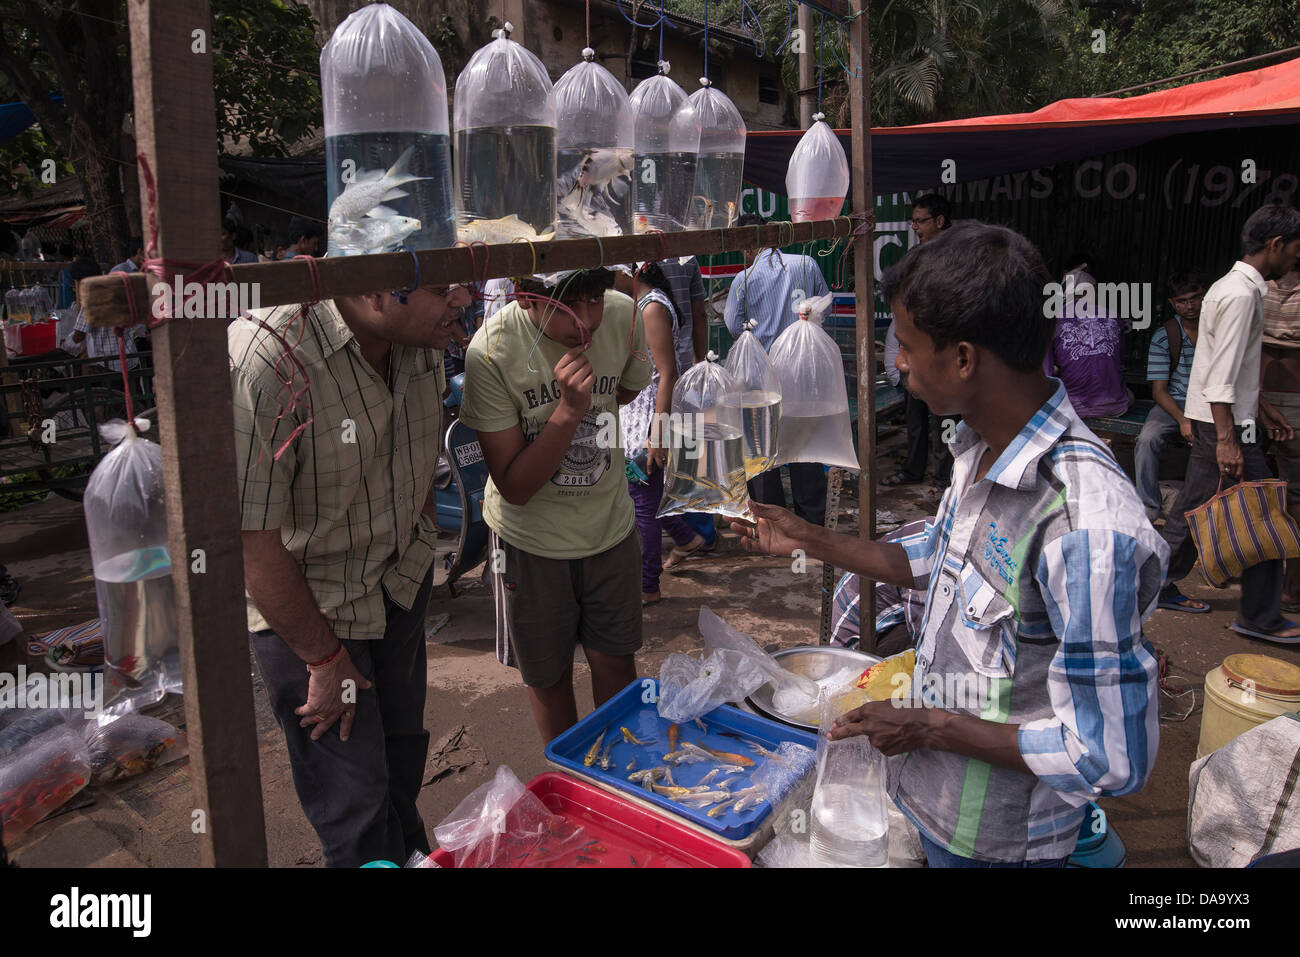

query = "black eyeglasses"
[910,215,935,229]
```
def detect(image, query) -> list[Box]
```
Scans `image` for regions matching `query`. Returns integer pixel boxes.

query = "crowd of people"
[10,194,1300,870]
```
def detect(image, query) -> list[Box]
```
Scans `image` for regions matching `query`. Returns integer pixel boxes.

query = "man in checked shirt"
[736,222,1168,866]
[230,281,470,867]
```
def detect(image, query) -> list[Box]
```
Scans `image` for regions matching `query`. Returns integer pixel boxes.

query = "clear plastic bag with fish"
[768,293,859,471]
[655,353,752,521]
[554,51,635,239]
[0,680,86,762]
[454,23,557,245]
[810,690,889,867]
[628,62,701,233]
[0,724,91,840]
[83,713,187,786]
[432,765,585,868]
[321,3,455,254]
[785,114,850,223]
[721,321,783,479]
[84,419,178,712]
[2,284,53,326]
[686,79,746,230]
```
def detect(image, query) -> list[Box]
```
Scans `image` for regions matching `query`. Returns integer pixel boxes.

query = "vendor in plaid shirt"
[736,223,1168,866]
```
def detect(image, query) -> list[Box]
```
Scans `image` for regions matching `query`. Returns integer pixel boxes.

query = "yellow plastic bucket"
[1196,653,1300,759]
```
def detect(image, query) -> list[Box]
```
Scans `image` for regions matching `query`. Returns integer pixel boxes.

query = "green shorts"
[490,529,643,688]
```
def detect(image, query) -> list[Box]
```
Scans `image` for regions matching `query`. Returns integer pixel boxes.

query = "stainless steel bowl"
[746,646,882,732]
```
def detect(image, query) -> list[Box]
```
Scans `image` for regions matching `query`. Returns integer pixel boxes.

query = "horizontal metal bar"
[79,218,852,328]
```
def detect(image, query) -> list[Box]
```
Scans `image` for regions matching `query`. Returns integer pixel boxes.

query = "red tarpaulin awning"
[744,55,1300,196]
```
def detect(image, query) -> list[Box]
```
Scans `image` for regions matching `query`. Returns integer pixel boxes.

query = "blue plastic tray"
[546,678,817,841]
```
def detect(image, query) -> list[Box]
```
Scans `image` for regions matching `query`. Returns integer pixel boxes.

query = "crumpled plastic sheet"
[657,607,819,723]
[432,766,586,868]
[751,741,816,805]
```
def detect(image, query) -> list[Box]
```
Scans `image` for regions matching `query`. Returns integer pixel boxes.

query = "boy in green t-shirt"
[459,269,651,741]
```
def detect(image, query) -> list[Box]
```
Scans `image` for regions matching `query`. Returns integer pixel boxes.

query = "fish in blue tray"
[328,146,429,228]
[329,206,423,255]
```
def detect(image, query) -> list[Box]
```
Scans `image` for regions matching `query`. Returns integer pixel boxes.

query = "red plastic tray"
[430,772,751,868]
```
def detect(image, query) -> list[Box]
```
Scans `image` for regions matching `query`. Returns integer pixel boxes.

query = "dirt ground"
[2,424,1297,868]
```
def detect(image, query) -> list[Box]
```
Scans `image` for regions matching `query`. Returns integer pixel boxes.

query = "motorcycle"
[433,373,491,595]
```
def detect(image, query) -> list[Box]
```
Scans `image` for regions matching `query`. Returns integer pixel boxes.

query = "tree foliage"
[0,0,321,262]
[664,0,1300,127]
[1055,0,1300,98]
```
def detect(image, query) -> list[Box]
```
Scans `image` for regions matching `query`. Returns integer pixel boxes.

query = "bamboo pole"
[848,0,877,653]
[79,218,853,328]
[126,0,266,866]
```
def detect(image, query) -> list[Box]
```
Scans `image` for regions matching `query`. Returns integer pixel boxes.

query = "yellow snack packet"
[855,649,916,700]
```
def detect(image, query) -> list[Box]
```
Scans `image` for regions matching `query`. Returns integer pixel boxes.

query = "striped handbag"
[1187,478,1300,587]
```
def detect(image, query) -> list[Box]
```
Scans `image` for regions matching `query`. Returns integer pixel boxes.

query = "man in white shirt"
[109,238,144,274]
[1156,203,1300,644]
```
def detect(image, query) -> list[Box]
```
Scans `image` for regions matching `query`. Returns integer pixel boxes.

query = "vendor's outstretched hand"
[730,501,815,558]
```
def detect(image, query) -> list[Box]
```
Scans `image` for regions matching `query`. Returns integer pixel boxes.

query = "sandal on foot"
[880,471,923,488]
[663,536,714,571]
[1230,620,1300,645]
[1157,592,1210,614]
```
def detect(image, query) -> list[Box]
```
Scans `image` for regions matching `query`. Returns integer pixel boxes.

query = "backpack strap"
[1164,317,1183,380]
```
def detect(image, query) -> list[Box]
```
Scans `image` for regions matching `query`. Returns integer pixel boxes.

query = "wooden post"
[797,4,816,129]
[848,0,877,652]
[503,0,527,45]
[126,0,266,866]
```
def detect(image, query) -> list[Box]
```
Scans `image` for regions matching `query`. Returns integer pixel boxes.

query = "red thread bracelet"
[307,644,343,669]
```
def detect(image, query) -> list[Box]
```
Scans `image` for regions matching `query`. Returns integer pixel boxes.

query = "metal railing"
[0,349,157,499]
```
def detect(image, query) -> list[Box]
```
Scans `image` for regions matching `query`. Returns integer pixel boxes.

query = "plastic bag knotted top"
[688,80,747,155]
[454,25,555,131]
[82,420,168,571]
[629,70,701,156]
[671,352,741,426]
[321,2,449,136]
[723,322,782,395]
[785,115,849,203]
[554,58,634,150]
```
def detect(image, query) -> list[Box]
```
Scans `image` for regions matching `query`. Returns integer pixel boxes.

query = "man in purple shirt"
[1044,255,1130,417]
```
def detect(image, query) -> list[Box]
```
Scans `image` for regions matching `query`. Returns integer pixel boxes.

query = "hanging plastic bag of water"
[554,50,634,239]
[686,78,746,230]
[454,22,557,245]
[768,293,859,471]
[83,419,179,714]
[656,353,752,521]
[321,3,455,256]
[722,321,782,479]
[786,114,849,222]
[810,690,890,867]
[628,62,700,233]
